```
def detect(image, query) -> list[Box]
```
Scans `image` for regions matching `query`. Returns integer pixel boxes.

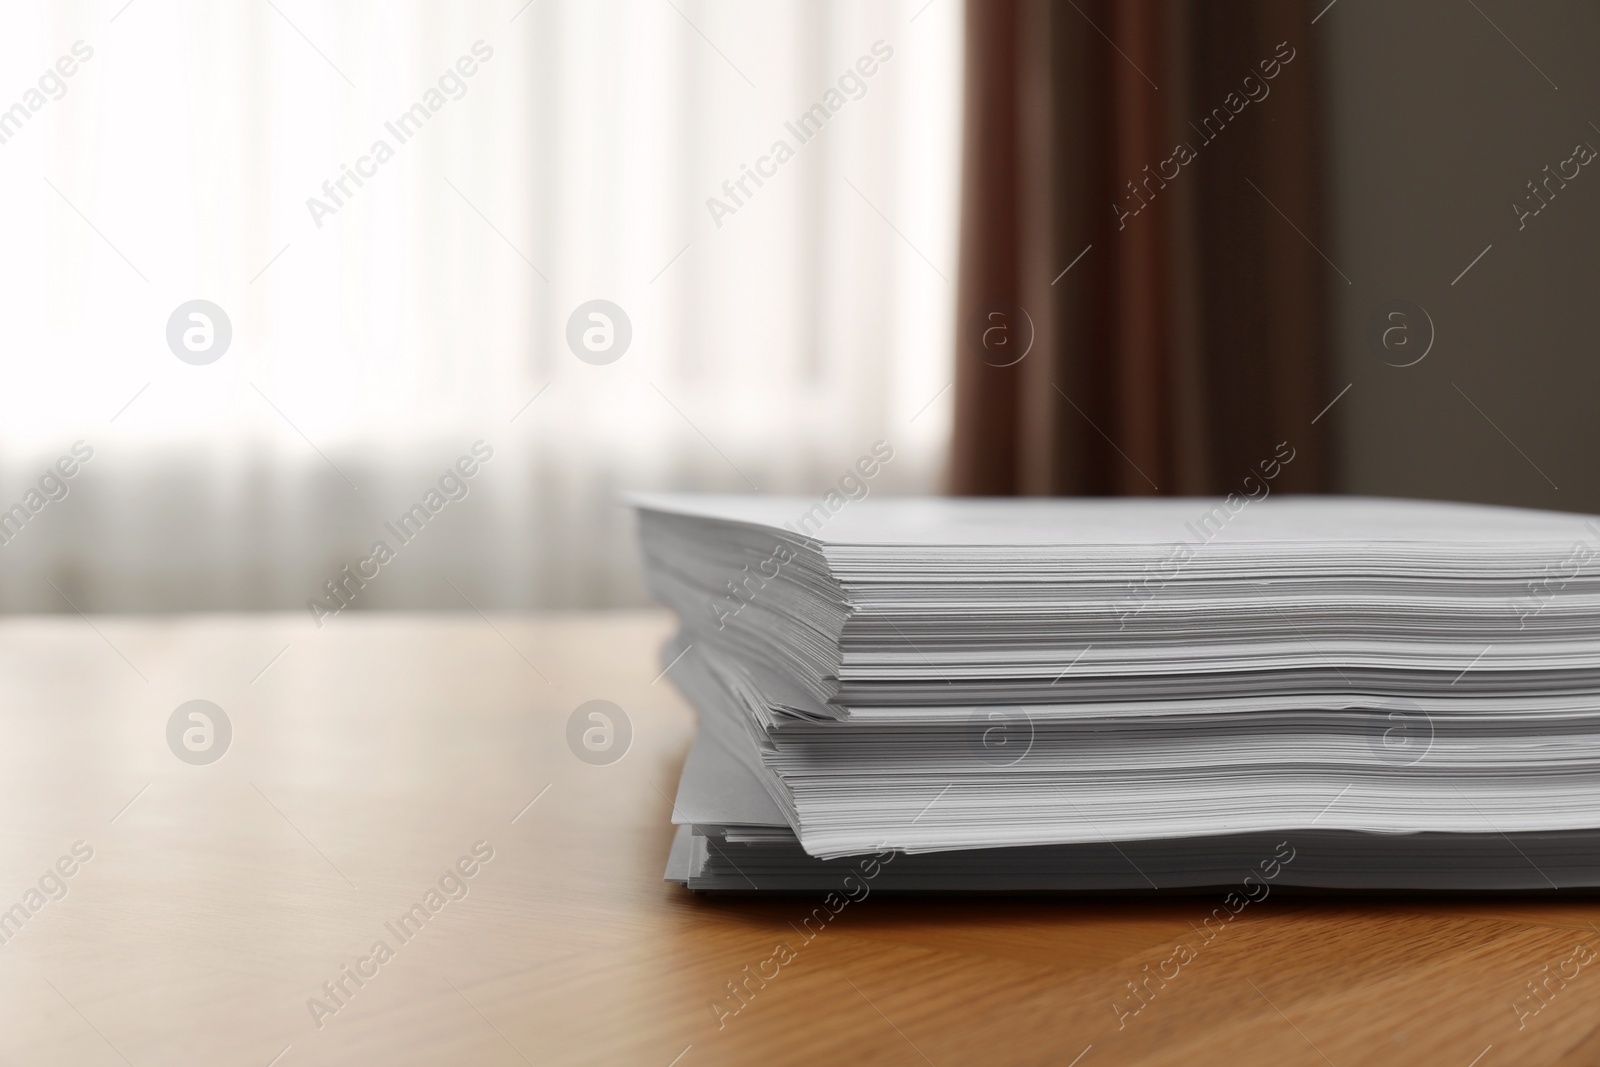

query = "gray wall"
[1327,0,1600,512]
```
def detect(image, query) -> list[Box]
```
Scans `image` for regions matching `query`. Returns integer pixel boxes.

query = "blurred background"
[1,0,1596,614]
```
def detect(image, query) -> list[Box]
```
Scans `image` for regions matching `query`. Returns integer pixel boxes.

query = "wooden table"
[3,611,1599,1066]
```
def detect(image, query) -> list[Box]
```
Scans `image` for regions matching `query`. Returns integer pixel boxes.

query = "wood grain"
[1,611,1598,1066]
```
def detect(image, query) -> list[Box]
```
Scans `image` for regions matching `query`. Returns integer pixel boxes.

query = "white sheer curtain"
[0,0,961,611]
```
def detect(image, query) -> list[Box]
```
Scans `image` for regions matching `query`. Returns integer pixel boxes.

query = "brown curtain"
[951,0,1332,497]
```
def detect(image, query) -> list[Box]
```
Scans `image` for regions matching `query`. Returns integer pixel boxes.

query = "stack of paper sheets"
[633,494,1600,890]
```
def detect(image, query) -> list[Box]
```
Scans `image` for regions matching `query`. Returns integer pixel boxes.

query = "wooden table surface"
[3,610,1600,1066]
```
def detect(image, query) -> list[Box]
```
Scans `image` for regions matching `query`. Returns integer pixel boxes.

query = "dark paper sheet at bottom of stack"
[666,729,1600,892]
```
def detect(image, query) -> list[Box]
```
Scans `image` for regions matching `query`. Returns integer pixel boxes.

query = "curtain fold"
[952,0,1332,497]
